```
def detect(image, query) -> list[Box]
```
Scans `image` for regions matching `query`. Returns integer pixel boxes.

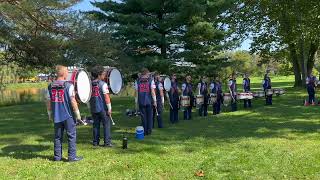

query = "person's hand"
[153,102,157,107]
[107,110,112,116]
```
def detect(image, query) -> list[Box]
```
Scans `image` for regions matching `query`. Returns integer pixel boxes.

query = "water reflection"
[0,88,46,106]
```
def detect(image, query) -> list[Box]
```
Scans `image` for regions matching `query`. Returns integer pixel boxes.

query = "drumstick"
[78,119,87,126]
[110,116,116,125]
[166,92,174,109]
[155,107,159,116]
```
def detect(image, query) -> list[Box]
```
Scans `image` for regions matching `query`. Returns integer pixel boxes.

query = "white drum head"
[76,70,92,103]
[109,69,122,94]
[164,77,171,91]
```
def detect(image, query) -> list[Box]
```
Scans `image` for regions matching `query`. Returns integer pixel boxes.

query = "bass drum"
[67,68,92,103]
[104,67,123,95]
[163,77,171,92]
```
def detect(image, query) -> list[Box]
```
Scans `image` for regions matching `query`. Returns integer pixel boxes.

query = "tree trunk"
[307,42,319,75]
[289,43,302,87]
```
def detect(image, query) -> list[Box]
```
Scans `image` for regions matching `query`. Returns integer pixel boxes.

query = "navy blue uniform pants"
[198,103,208,116]
[139,105,153,135]
[153,103,163,128]
[231,96,237,111]
[244,99,252,108]
[213,101,221,115]
[307,87,315,104]
[92,111,111,146]
[183,106,192,120]
[54,118,76,160]
[265,95,272,105]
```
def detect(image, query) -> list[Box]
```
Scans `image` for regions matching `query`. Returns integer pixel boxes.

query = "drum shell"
[196,95,204,105]
[223,93,232,104]
[180,96,190,107]
[209,93,217,104]
[266,89,273,95]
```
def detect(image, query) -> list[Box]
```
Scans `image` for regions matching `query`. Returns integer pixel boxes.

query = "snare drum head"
[76,70,92,103]
[109,69,123,94]
[164,77,171,91]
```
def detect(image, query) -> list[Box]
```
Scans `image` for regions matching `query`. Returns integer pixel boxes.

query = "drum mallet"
[166,92,173,109]
[110,116,116,125]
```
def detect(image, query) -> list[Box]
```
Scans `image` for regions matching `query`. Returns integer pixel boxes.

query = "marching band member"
[197,76,208,116]
[243,73,252,108]
[153,72,164,128]
[228,74,237,111]
[89,66,113,147]
[46,65,83,162]
[306,73,317,105]
[210,77,223,115]
[168,74,180,124]
[135,68,157,135]
[262,73,272,105]
[182,75,193,120]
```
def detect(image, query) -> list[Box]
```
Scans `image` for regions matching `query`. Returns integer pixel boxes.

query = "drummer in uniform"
[168,74,180,124]
[89,66,113,147]
[46,65,83,162]
[153,72,164,128]
[135,68,157,135]
[182,75,193,120]
[262,73,272,105]
[243,73,252,108]
[306,73,317,105]
[197,76,208,116]
[228,73,237,111]
[210,77,223,115]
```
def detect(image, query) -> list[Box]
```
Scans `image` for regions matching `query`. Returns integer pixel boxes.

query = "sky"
[71,0,251,51]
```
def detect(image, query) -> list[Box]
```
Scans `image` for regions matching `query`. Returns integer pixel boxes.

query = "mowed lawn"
[2,76,320,179]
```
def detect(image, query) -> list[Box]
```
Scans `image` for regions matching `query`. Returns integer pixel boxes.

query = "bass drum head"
[109,68,123,94]
[163,77,171,91]
[76,70,92,103]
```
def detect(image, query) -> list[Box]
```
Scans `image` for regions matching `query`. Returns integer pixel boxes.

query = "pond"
[0,88,47,106]
[0,85,135,107]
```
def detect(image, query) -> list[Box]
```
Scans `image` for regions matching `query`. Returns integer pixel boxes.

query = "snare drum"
[223,93,232,105]
[237,92,253,100]
[104,67,123,95]
[209,93,217,104]
[266,89,273,95]
[67,68,92,103]
[180,96,190,107]
[196,95,204,105]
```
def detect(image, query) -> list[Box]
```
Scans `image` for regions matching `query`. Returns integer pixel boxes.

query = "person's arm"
[159,83,164,105]
[134,81,138,108]
[46,90,52,121]
[69,85,81,120]
[197,83,201,95]
[102,83,112,116]
[151,80,157,106]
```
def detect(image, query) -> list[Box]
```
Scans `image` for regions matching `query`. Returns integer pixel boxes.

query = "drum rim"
[74,69,92,104]
[163,77,171,91]
[105,67,123,95]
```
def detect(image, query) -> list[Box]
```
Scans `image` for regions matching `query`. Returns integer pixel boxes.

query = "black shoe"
[68,156,83,162]
[103,143,113,148]
[53,158,62,162]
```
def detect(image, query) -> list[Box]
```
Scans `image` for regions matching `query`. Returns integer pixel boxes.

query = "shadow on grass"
[0,144,51,160]
[1,89,320,157]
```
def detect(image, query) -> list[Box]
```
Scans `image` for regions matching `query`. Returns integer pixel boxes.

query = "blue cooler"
[136,126,144,140]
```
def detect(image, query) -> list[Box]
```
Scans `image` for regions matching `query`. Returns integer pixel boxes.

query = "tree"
[0,0,79,67]
[230,0,320,87]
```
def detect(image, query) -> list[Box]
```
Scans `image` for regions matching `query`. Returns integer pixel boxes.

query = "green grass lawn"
[1,76,320,179]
